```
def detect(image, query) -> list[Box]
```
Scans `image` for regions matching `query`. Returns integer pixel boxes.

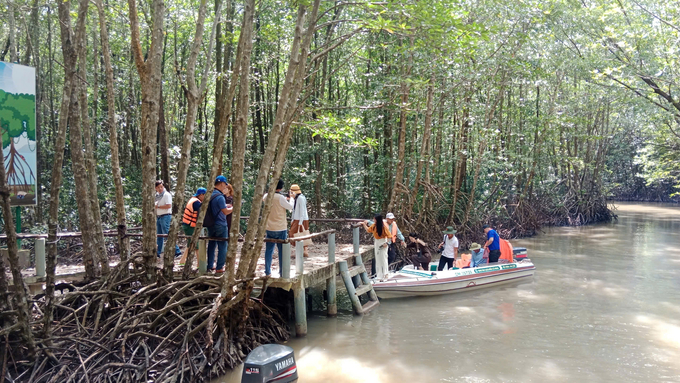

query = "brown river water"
[216,203,680,382]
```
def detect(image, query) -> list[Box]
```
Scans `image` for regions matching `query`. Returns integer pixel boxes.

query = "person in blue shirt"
[483,225,501,263]
[206,175,233,273]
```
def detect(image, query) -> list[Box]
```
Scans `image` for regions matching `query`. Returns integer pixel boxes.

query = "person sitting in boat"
[469,242,487,268]
[361,215,392,281]
[407,232,431,270]
[437,226,458,271]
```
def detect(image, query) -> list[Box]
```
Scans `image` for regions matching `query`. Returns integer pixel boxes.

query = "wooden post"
[339,260,363,315]
[35,238,46,278]
[356,253,378,301]
[353,226,360,255]
[294,281,307,337]
[198,239,207,274]
[327,233,337,316]
[281,242,291,278]
[295,240,304,276]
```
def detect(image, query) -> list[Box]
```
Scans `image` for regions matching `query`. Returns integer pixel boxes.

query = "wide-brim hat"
[442,226,457,235]
[290,184,302,194]
[386,212,395,219]
[470,242,482,251]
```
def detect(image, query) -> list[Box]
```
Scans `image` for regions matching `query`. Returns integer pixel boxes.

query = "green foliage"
[0,89,35,148]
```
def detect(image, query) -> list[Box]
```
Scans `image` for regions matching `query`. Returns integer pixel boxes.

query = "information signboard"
[0,62,37,206]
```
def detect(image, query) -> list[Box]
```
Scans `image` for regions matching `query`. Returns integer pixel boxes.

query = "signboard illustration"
[0,62,37,206]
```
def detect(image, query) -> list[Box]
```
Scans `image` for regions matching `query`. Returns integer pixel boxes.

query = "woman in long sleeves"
[361,214,392,280]
[289,184,310,257]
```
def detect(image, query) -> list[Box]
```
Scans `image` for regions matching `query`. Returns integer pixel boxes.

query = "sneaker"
[215,268,225,274]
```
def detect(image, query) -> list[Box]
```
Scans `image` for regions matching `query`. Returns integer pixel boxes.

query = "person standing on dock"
[437,226,458,270]
[289,184,310,257]
[385,212,406,265]
[179,187,207,265]
[155,180,181,258]
[206,176,233,273]
[483,225,501,263]
[361,214,392,280]
[263,179,293,276]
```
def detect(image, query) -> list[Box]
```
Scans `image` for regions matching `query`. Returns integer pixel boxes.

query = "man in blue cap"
[179,187,207,265]
[205,175,233,273]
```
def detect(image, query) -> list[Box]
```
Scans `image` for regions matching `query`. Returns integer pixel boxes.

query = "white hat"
[386,212,395,219]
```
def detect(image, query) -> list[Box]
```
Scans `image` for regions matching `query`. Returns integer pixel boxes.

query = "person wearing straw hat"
[437,226,459,271]
[289,184,310,257]
[469,242,487,268]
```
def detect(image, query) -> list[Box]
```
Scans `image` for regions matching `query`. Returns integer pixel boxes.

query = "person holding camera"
[263,179,293,276]
[361,214,392,280]
[437,226,459,271]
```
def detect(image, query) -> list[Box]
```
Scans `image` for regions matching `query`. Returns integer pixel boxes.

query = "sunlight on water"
[216,203,680,383]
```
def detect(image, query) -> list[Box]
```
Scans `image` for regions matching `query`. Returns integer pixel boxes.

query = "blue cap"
[215,175,228,184]
[194,187,207,197]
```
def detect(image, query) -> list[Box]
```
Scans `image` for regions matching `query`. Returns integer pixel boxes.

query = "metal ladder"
[338,253,380,315]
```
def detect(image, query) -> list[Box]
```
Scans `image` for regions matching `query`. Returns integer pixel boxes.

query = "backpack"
[202,193,222,228]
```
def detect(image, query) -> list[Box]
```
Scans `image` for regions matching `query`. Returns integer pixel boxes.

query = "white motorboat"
[372,260,536,299]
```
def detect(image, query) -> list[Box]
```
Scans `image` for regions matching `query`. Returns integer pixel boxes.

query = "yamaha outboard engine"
[241,344,298,383]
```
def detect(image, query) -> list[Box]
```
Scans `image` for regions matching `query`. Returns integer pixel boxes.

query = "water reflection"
[216,203,680,382]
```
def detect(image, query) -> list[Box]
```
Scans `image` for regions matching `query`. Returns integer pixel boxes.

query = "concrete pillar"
[281,242,291,279]
[353,226,360,255]
[295,240,304,276]
[35,238,46,278]
[326,233,337,316]
[294,282,307,337]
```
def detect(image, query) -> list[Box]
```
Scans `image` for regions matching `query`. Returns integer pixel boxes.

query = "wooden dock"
[12,227,381,338]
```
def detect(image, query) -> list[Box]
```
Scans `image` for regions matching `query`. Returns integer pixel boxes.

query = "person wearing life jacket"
[179,187,207,265]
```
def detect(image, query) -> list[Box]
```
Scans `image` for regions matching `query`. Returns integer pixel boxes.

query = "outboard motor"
[241,344,298,383]
[513,247,527,260]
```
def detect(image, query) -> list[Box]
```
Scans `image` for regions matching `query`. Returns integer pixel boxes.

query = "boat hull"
[372,262,535,299]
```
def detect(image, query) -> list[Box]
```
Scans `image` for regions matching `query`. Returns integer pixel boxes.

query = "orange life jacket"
[499,239,514,263]
[182,197,200,227]
[389,222,398,243]
[456,253,472,268]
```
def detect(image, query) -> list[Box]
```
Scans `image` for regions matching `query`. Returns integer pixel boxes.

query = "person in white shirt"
[437,226,458,271]
[289,184,310,257]
[154,180,180,257]
[263,179,293,276]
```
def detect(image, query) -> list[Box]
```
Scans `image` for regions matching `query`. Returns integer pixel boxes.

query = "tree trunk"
[129,0,166,281]
[388,49,413,213]
[162,0,223,280]
[69,0,100,280]
[238,0,321,279]
[96,0,130,264]
[159,87,171,191]
[224,0,256,285]
[408,75,434,219]
[183,0,249,278]
[76,7,110,276]
[8,2,17,62]
[45,0,84,338]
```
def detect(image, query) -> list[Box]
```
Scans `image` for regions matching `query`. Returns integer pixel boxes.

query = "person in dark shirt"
[407,232,431,271]
[483,225,501,263]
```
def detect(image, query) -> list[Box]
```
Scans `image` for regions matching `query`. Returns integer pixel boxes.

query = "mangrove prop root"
[3,267,290,383]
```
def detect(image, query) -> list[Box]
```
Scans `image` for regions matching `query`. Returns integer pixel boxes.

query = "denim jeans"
[264,230,287,276]
[156,215,180,256]
[207,224,229,271]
